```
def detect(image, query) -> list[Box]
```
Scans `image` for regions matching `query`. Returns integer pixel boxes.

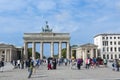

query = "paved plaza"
[0,63,120,80]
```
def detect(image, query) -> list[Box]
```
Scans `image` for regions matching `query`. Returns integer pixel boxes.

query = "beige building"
[71,43,98,61]
[0,43,21,62]
[23,22,70,60]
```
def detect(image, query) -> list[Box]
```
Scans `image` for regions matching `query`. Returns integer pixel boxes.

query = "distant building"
[71,43,98,61]
[0,43,22,62]
[94,33,120,60]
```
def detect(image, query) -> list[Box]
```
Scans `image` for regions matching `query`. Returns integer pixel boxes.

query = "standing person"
[0,59,4,72]
[77,58,81,70]
[21,60,24,69]
[47,58,52,70]
[116,59,119,71]
[52,58,57,69]
[112,59,116,71]
[70,57,76,69]
[85,58,90,69]
[28,58,33,78]
[103,58,107,67]
[17,60,20,69]
[64,58,67,66]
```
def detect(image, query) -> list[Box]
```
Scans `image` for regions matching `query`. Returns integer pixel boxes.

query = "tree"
[53,54,58,58]
[27,48,40,59]
[61,48,66,58]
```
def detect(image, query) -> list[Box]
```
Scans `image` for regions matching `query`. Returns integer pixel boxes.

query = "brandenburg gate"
[23,22,70,60]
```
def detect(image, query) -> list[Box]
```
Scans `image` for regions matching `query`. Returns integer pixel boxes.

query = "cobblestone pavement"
[0,63,120,80]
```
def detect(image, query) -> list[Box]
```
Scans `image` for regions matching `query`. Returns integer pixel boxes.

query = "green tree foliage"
[27,48,40,59]
[53,54,58,58]
[61,48,66,58]
[28,48,32,58]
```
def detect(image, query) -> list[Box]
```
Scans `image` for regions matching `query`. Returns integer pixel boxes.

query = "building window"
[110,47,113,52]
[103,41,108,46]
[110,37,112,39]
[106,37,108,39]
[107,47,109,52]
[111,54,113,59]
[118,41,120,45]
[119,54,120,58]
[102,37,105,39]
[118,47,120,52]
[2,51,4,53]
[107,54,109,59]
[103,54,106,59]
[114,47,117,52]
[106,41,108,46]
[114,37,116,39]
[118,37,120,39]
[103,47,105,52]
[110,41,112,45]
[114,41,116,45]
[102,41,105,46]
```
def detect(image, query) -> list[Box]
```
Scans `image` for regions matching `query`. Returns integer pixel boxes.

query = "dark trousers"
[28,68,33,78]
[86,64,90,69]
[77,64,81,69]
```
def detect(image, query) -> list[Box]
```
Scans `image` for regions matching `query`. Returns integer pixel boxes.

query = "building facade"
[71,43,98,61]
[94,33,120,60]
[0,43,21,62]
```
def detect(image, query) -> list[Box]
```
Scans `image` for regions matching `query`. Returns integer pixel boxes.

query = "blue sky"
[0,0,120,50]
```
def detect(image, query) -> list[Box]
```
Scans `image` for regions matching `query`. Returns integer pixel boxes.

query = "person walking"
[28,58,34,78]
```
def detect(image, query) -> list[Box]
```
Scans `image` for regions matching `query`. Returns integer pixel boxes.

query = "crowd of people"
[112,59,120,71]
[1,56,120,78]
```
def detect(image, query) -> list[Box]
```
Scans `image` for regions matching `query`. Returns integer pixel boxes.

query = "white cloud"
[36,0,56,11]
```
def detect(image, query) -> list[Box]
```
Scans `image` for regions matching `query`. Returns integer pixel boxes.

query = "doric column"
[96,49,97,58]
[5,49,7,61]
[21,48,23,60]
[71,49,73,59]
[59,42,62,58]
[82,49,85,66]
[24,42,28,60]
[85,49,87,59]
[40,42,43,59]
[66,42,70,59]
[91,49,93,58]
[32,42,36,59]
[9,49,11,62]
[82,50,85,60]
[51,42,54,58]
